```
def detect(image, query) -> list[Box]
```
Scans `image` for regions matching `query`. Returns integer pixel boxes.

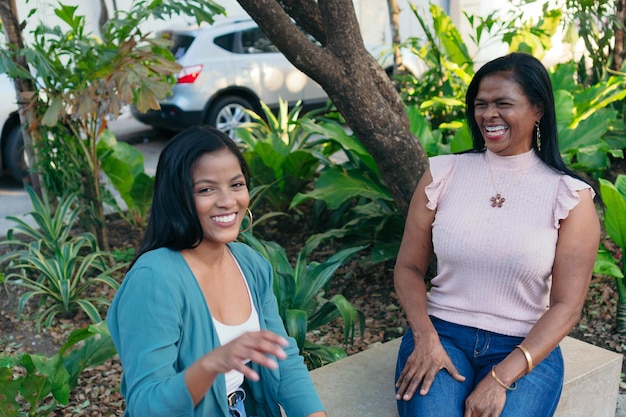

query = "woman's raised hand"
[202,330,288,381]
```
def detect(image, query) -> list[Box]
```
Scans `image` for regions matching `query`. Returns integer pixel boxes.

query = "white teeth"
[485,125,506,132]
[212,213,236,223]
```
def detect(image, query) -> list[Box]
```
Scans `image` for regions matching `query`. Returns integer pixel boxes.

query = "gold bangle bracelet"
[490,366,517,391]
[516,344,534,374]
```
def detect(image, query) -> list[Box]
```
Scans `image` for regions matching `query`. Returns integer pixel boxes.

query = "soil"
[1,201,625,416]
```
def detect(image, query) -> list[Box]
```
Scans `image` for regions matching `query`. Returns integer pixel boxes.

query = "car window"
[241,28,279,54]
[214,32,236,52]
[160,31,195,60]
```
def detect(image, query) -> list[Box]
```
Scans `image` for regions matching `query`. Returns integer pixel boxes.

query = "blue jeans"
[395,316,564,417]
[228,388,247,417]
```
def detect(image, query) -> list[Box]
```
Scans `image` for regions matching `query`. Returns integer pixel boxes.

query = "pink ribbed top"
[425,149,593,337]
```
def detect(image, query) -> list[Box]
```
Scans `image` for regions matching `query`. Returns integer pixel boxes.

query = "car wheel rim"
[216,104,252,139]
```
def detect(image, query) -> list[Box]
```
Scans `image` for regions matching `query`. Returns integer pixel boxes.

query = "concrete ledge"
[309,336,622,417]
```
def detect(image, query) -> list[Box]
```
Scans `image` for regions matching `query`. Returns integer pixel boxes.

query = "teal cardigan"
[107,243,325,417]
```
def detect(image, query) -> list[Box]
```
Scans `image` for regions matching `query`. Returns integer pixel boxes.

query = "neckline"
[483,149,538,171]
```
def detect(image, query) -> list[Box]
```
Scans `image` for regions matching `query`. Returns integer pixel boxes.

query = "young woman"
[107,126,326,417]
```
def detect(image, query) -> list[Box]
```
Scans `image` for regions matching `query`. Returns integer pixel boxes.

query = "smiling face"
[191,148,250,247]
[474,72,544,156]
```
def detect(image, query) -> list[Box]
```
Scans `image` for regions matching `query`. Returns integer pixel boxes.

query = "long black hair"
[131,125,250,268]
[465,52,583,181]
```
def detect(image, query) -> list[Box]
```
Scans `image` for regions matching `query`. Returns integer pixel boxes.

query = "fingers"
[205,330,289,376]
[396,352,466,401]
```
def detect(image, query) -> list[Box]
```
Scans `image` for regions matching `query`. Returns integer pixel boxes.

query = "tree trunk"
[0,0,43,196]
[387,0,404,74]
[236,0,427,215]
[99,0,110,32]
[613,0,625,72]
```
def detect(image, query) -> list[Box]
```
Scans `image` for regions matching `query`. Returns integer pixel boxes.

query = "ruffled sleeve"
[424,155,456,210]
[553,175,595,229]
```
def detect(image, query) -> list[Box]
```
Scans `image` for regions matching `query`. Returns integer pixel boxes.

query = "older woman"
[394,53,600,417]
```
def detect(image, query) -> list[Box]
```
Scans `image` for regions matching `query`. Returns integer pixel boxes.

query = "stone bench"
[309,336,622,417]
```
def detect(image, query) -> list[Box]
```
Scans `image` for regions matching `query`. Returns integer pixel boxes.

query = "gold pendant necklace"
[485,151,533,208]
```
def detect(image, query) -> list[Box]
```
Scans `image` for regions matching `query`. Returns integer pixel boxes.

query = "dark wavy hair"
[131,126,250,267]
[465,52,581,180]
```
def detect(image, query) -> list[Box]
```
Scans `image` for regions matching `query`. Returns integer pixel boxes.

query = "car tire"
[3,125,27,182]
[206,96,255,139]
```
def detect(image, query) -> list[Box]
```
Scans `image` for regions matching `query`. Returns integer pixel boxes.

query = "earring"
[535,120,541,152]
[240,208,253,233]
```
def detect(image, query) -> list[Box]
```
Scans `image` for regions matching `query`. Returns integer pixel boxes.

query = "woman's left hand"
[463,375,507,417]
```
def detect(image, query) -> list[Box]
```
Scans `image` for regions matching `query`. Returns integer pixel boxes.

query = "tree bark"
[387,0,404,74]
[0,0,43,195]
[613,0,625,72]
[236,0,427,214]
[99,0,110,32]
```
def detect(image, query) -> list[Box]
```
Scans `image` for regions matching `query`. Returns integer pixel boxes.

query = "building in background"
[11,0,576,72]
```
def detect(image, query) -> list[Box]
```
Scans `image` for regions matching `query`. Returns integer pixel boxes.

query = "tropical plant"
[1,238,123,329]
[239,232,365,369]
[289,118,405,264]
[236,99,340,211]
[0,322,116,417]
[551,63,626,178]
[598,175,626,336]
[97,130,155,229]
[0,189,125,329]
[0,185,88,259]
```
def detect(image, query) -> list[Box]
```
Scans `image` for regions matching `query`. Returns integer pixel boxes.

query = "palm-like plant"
[2,238,123,329]
[0,185,124,329]
[0,185,90,259]
[240,232,366,369]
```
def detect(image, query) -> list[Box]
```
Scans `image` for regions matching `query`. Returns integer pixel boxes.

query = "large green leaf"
[594,247,624,278]
[559,109,613,153]
[294,245,365,308]
[284,309,308,352]
[290,166,393,210]
[29,354,70,405]
[0,366,21,417]
[429,4,471,70]
[599,178,626,249]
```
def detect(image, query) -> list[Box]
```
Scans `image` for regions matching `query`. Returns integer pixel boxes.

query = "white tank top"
[211,258,260,394]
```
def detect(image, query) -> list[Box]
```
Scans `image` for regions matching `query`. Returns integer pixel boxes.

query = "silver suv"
[132,18,338,138]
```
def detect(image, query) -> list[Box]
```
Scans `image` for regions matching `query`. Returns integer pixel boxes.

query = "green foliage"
[599,176,626,303]
[97,130,155,229]
[0,185,88,258]
[0,322,116,416]
[236,99,339,211]
[289,118,404,264]
[397,3,473,133]
[240,232,365,369]
[551,64,626,177]
[0,189,124,329]
[558,0,619,84]
[501,3,562,58]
